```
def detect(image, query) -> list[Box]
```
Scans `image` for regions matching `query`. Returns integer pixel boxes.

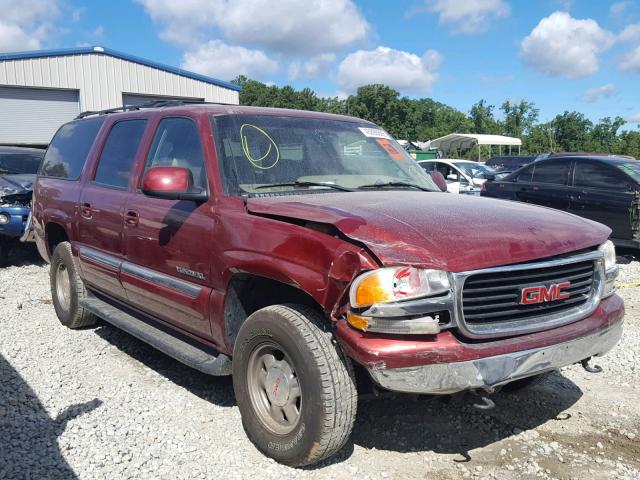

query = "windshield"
[0,153,43,175]
[453,162,495,179]
[617,162,640,183]
[211,114,438,194]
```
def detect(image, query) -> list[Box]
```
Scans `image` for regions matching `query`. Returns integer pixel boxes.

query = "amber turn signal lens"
[347,311,369,331]
[354,272,395,307]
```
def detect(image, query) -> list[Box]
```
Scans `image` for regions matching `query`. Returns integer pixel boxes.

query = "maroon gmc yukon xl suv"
[34,103,623,466]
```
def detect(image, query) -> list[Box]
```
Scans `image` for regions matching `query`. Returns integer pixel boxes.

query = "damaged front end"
[0,175,36,265]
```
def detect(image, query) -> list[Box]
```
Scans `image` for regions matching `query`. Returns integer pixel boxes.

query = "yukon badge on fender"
[520,282,571,305]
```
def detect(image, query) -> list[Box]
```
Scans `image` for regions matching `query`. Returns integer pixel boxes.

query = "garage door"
[0,86,80,146]
[123,93,204,107]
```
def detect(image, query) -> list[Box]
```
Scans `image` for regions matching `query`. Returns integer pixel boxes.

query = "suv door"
[519,159,571,210]
[568,160,635,240]
[121,116,215,340]
[77,119,148,299]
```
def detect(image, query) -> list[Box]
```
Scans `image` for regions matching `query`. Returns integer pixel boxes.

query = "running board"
[80,295,231,376]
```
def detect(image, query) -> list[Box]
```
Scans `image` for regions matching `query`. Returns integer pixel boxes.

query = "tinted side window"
[515,165,534,183]
[531,160,570,185]
[40,117,105,179]
[0,154,43,174]
[94,120,148,189]
[145,117,206,191]
[574,162,631,190]
[420,162,435,172]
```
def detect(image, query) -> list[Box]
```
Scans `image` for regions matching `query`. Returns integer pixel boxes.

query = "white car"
[418,159,496,195]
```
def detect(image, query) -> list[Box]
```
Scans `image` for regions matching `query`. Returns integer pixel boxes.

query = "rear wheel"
[232,305,357,467]
[50,242,97,329]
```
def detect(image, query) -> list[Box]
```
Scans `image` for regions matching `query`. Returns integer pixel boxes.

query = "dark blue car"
[0,147,44,266]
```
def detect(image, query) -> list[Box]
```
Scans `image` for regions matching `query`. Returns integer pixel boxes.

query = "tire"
[232,304,357,467]
[50,241,97,329]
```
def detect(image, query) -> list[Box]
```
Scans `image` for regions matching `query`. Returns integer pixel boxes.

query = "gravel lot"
[1,245,639,480]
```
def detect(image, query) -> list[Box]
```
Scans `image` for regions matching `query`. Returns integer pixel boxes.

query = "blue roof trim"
[0,46,242,92]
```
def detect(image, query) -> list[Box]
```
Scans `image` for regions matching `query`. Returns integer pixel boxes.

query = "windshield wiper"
[357,181,431,192]
[254,181,355,192]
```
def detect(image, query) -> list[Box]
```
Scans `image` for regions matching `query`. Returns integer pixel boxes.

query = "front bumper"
[336,294,624,395]
[0,205,31,240]
[367,319,622,394]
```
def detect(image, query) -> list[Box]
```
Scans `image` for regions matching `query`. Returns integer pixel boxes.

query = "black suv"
[482,155,640,248]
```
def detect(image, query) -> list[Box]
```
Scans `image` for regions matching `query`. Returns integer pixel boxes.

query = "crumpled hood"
[247,191,610,272]
[0,174,35,201]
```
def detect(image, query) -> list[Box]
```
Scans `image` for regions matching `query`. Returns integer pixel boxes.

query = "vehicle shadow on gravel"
[0,354,102,479]
[342,371,582,464]
[4,243,46,268]
[94,324,236,407]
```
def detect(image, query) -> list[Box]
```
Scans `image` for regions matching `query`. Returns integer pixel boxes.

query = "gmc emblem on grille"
[520,282,571,305]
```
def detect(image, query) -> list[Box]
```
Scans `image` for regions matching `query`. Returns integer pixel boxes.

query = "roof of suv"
[76,103,374,125]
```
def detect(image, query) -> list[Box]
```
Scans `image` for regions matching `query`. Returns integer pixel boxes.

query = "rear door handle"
[124,210,139,227]
[81,202,93,219]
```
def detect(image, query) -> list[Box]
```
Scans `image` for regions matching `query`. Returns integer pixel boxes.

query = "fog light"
[0,213,10,224]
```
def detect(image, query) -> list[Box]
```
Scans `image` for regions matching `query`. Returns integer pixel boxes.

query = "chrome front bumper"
[367,320,623,395]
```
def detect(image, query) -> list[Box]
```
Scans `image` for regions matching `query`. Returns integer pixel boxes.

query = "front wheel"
[50,242,97,329]
[232,305,357,467]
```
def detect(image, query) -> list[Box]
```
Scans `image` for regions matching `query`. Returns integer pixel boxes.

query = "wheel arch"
[223,273,325,349]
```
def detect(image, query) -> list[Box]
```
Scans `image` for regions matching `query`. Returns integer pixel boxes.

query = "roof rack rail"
[75,99,233,119]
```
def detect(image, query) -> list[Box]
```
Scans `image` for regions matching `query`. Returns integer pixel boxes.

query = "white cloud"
[426,0,511,34]
[610,1,631,17]
[619,45,640,72]
[619,23,640,43]
[288,53,336,80]
[0,0,59,52]
[181,40,278,81]
[581,83,615,103]
[519,12,615,78]
[625,113,640,123]
[337,46,443,94]
[137,0,370,55]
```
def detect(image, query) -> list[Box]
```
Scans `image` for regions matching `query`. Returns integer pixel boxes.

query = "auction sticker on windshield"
[358,127,391,139]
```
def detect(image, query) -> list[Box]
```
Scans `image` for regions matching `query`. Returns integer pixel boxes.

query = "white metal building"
[0,46,241,146]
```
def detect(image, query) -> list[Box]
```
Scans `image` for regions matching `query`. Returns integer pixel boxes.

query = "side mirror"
[141,166,207,202]
[429,171,448,192]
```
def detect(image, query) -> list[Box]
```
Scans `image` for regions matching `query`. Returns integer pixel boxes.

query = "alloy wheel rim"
[55,263,71,312]
[247,342,302,435]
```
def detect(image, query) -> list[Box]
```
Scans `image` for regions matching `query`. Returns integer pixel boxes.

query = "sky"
[1,0,640,128]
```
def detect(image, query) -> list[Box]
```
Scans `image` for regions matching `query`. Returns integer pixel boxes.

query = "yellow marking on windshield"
[240,123,280,170]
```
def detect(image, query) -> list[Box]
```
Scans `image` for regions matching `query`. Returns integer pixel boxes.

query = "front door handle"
[124,210,139,227]
[81,202,93,219]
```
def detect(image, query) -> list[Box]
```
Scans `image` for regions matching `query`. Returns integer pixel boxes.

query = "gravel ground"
[1,245,639,480]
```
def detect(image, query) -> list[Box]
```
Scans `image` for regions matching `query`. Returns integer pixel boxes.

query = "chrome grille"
[456,253,602,338]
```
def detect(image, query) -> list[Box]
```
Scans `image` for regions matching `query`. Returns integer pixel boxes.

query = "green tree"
[470,100,499,134]
[550,111,593,151]
[501,100,539,138]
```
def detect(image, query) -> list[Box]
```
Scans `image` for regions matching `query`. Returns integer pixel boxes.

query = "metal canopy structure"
[427,133,522,160]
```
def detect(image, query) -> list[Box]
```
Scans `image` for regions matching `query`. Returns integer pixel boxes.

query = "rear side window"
[94,120,147,189]
[144,117,206,192]
[515,165,534,183]
[40,117,105,179]
[531,160,570,185]
[574,161,631,191]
